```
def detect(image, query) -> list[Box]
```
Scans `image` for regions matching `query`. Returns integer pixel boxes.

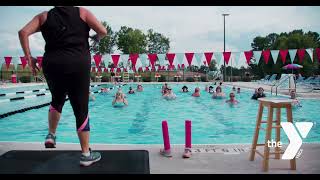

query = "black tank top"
[40,6,90,58]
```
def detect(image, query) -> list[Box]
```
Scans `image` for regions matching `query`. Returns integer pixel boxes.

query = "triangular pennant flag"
[223,52,231,65]
[288,49,297,63]
[316,48,320,62]
[213,52,222,65]
[130,53,139,69]
[280,49,288,64]
[139,54,148,67]
[194,53,203,67]
[306,48,313,62]
[253,51,262,64]
[155,66,159,71]
[102,54,110,65]
[111,68,114,72]
[107,68,111,72]
[20,57,28,69]
[98,67,102,72]
[175,53,184,65]
[111,55,120,67]
[121,54,129,67]
[101,67,105,72]
[104,67,108,72]
[95,67,98,72]
[270,50,279,64]
[37,56,43,69]
[4,56,12,69]
[244,51,253,64]
[185,53,194,67]
[262,50,271,64]
[93,54,102,67]
[166,53,175,67]
[158,54,166,66]
[117,68,121,73]
[204,52,213,66]
[232,52,241,66]
[297,49,306,63]
[148,54,158,68]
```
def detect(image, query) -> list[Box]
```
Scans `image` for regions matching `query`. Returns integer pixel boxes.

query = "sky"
[0,6,319,67]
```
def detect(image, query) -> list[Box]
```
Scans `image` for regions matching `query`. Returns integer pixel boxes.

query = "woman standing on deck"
[18,6,107,167]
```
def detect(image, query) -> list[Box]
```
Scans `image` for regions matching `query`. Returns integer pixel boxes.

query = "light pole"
[222,13,229,82]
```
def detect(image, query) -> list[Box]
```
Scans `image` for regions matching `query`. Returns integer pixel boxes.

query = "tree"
[90,21,116,55]
[116,26,147,54]
[147,29,170,54]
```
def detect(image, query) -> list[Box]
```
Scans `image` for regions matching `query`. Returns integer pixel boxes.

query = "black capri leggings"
[43,55,91,132]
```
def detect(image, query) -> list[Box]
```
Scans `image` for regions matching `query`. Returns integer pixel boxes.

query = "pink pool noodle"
[162,120,171,150]
[185,120,191,148]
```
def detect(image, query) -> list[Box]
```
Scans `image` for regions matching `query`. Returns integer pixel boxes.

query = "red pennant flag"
[37,56,43,69]
[177,64,181,70]
[223,52,231,65]
[203,61,207,66]
[104,68,108,72]
[123,68,127,72]
[111,67,114,72]
[138,67,143,72]
[145,67,150,71]
[129,54,139,69]
[244,51,253,64]
[181,64,185,69]
[204,52,213,65]
[97,67,102,72]
[20,57,28,69]
[317,48,320,62]
[297,49,305,63]
[185,53,194,67]
[280,49,288,64]
[148,54,158,68]
[93,54,102,67]
[4,56,12,69]
[111,55,120,67]
[262,50,271,64]
[166,53,176,66]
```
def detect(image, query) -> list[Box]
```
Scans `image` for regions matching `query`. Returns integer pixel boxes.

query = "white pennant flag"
[306,48,313,62]
[194,53,203,67]
[95,67,98,72]
[214,52,223,65]
[139,54,148,67]
[142,67,145,72]
[101,67,105,72]
[270,50,279,64]
[155,66,159,71]
[158,54,166,66]
[102,54,110,65]
[232,52,241,67]
[288,49,297,63]
[175,53,184,65]
[107,68,111,72]
[253,51,262,64]
[121,54,129,67]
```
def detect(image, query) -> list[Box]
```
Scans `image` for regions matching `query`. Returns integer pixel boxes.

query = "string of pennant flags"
[1,48,320,73]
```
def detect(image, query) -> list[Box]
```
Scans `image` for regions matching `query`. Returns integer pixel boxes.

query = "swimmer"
[100,88,110,93]
[128,87,135,94]
[226,92,239,105]
[181,86,189,92]
[112,92,128,107]
[162,83,168,95]
[251,87,266,100]
[237,87,241,94]
[290,90,302,107]
[137,84,143,92]
[208,86,214,94]
[89,92,96,101]
[192,87,200,97]
[163,86,176,100]
[212,86,225,99]
[232,86,236,92]
[205,85,209,92]
[219,82,223,86]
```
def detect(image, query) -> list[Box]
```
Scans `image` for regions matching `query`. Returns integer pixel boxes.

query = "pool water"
[0,83,319,144]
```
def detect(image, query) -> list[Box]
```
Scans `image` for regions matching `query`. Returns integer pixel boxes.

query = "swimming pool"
[0,83,319,144]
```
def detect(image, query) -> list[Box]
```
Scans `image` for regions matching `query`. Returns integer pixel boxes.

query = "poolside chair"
[263,74,277,85]
[257,75,270,84]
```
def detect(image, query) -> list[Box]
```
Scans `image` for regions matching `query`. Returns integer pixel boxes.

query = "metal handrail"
[271,75,295,96]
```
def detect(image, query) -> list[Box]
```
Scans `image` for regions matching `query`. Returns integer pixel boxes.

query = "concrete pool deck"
[0,142,319,174]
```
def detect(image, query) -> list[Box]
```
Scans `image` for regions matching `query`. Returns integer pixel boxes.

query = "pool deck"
[0,142,319,174]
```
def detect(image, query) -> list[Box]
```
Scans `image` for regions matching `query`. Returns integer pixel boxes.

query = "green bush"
[19,76,31,83]
[158,76,166,82]
[142,76,151,82]
[200,76,207,82]
[186,77,194,82]
[101,76,109,82]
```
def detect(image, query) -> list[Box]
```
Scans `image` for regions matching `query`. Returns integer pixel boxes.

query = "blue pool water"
[0,83,319,144]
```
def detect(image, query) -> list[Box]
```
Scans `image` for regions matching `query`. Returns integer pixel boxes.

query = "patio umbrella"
[282,63,303,74]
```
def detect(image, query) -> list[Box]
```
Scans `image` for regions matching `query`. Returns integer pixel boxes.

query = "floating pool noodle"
[185,120,191,149]
[162,120,171,150]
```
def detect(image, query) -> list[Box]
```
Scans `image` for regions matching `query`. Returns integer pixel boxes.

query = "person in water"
[226,92,239,105]
[212,86,225,99]
[163,86,176,100]
[192,87,200,97]
[205,85,209,92]
[181,85,189,92]
[232,86,236,92]
[237,87,241,94]
[208,86,215,94]
[290,90,302,107]
[112,91,128,106]
[251,87,266,100]
[137,84,143,92]
[128,87,135,94]
[162,83,168,95]
[100,88,110,93]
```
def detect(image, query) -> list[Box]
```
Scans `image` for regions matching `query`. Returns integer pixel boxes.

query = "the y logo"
[281,122,313,160]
